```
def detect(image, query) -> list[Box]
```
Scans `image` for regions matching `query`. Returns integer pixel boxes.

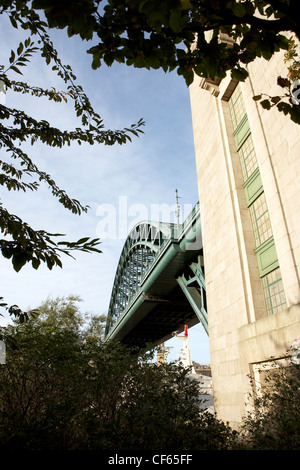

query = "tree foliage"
[1,295,299,450]
[0,0,144,273]
[0,1,144,317]
[0,296,235,451]
[30,0,300,122]
[237,355,300,450]
[252,36,300,122]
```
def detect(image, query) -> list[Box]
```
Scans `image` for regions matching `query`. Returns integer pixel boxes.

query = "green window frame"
[227,84,286,315]
[261,268,287,315]
[229,85,247,129]
[248,192,273,248]
[238,134,259,183]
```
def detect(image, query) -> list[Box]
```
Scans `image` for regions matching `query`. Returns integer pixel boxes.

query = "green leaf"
[9,50,15,64]
[232,2,247,17]
[231,67,248,82]
[91,55,101,70]
[277,34,290,51]
[260,99,271,110]
[12,255,27,272]
[289,105,300,124]
[145,55,161,69]
[271,96,281,104]
[169,10,183,33]
[277,76,290,88]
[184,69,194,86]
[10,65,23,75]
[32,258,40,269]
[9,16,18,29]
[17,42,24,55]
[76,237,90,245]
[277,101,292,115]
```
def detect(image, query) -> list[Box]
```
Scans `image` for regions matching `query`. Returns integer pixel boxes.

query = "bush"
[237,356,300,450]
[0,307,234,450]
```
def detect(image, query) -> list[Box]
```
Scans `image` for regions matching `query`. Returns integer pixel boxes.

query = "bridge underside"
[117,284,199,349]
[106,247,207,349]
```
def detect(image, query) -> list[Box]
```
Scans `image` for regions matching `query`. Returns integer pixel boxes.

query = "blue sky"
[0,14,210,364]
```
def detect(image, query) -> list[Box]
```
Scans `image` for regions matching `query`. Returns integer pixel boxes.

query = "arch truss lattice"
[107,221,174,331]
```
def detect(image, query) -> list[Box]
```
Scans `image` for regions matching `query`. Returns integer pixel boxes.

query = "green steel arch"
[107,221,174,332]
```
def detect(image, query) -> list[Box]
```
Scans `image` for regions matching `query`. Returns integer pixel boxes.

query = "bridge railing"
[175,201,200,241]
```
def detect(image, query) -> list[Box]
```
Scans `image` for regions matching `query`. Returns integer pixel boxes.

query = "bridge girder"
[105,203,208,349]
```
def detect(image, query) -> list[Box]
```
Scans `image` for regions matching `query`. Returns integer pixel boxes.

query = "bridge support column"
[176,255,208,335]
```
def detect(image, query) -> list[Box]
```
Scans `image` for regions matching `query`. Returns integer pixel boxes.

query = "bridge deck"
[105,203,206,349]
